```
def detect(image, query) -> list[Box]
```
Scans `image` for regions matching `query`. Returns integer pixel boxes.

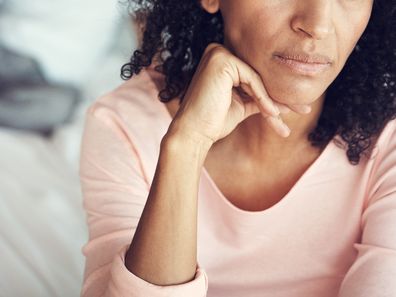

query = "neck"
[222,93,326,164]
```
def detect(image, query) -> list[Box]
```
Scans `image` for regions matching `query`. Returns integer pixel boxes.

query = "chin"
[264,79,326,106]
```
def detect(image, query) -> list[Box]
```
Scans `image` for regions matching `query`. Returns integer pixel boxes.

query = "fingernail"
[281,123,291,137]
[302,105,312,114]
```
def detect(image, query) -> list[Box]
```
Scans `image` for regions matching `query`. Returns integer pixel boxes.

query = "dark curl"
[121,0,396,165]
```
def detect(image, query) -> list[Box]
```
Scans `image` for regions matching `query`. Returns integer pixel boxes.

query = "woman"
[79,0,396,296]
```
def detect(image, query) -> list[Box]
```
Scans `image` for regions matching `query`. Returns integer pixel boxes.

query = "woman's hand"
[168,42,312,145]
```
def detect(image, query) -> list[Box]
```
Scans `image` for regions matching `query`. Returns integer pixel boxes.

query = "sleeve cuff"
[105,244,209,297]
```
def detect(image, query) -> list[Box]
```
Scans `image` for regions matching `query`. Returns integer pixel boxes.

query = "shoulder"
[365,117,396,205]
[83,66,172,183]
[371,117,396,160]
[85,65,172,144]
[87,66,168,125]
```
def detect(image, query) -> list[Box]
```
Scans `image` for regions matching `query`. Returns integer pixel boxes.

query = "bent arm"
[125,131,212,285]
[80,107,211,297]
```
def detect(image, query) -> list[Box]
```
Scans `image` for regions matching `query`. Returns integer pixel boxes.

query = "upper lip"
[274,50,332,64]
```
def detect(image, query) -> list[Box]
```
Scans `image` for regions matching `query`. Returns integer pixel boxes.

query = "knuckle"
[216,60,237,83]
[203,44,233,68]
[237,64,259,89]
[255,95,263,104]
[206,51,234,77]
[203,42,223,56]
[201,44,231,71]
[206,47,227,65]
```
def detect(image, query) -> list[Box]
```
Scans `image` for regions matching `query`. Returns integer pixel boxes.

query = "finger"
[232,87,261,119]
[203,42,223,56]
[243,100,261,119]
[234,86,252,102]
[229,57,280,117]
[234,88,291,137]
[239,79,281,118]
[266,114,291,138]
[274,102,291,114]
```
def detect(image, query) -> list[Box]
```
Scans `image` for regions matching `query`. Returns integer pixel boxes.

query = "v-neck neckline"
[143,66,336,217]
[201,141,334,216]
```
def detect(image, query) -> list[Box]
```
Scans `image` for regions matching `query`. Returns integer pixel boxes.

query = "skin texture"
[124,0,376,286]
[162,0,376,211]
[199,0,374,163]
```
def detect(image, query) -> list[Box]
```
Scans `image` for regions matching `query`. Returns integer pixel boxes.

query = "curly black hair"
[121,0,396,165]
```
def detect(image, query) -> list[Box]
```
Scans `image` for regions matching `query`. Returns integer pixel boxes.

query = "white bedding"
[0,125,87,297]
[0,13,137,296]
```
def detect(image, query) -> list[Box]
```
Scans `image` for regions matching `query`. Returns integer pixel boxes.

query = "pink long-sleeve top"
[79,65,396,297]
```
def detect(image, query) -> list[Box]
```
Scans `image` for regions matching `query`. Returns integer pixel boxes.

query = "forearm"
[125,129,212,286]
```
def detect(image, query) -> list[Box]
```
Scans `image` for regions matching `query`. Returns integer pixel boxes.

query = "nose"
[291,0,335,40]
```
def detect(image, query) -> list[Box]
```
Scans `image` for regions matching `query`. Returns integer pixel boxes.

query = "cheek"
[222,2,373,105]
[342,3,373,53]
[337,10,372,69]
[263,14,373,104]
[227,11,279,67]
[221,2,256,51]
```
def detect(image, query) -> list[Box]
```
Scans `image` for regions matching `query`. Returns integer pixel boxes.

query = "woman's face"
[201,0,374,105]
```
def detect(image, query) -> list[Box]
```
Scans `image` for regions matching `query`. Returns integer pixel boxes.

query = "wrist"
[163,120,214,150]
[161,125,213,163]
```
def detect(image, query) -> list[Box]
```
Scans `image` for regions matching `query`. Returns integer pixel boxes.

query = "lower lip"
[273,55,330,76]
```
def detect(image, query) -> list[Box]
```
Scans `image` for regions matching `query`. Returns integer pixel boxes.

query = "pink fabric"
[79,65,396,297]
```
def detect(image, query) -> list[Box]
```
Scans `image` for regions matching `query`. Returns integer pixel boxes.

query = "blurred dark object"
[0,45,46,84]
[0,45,80,136]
